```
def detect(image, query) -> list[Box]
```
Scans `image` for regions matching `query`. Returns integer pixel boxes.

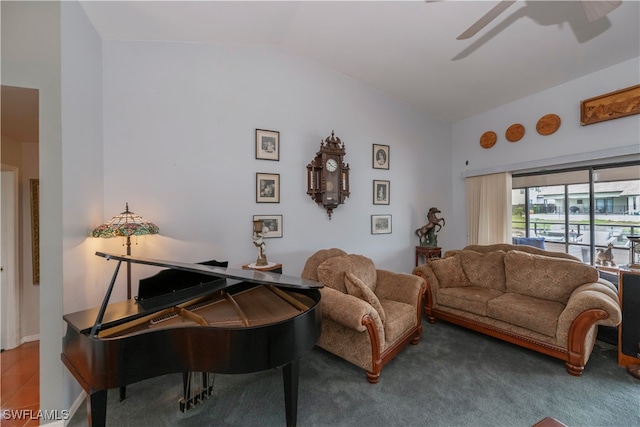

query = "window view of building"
[512,163,640,266]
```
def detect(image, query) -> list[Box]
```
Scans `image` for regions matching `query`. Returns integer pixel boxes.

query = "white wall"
[100,39,450,298]
[60,0,105,411]
[1,0,63,417]
[20,141,38,338]
[450,57,640,246]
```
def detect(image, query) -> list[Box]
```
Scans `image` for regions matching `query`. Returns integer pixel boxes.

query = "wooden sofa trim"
[416,270,610,376]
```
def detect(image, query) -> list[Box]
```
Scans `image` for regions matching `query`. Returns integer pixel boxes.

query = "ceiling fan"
[457,0,622,40]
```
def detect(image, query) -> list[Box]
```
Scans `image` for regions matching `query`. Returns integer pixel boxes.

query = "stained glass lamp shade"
[91,203,159,239]
[91,203,159,299]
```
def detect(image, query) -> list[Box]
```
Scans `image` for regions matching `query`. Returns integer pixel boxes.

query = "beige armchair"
[301,248,425,383]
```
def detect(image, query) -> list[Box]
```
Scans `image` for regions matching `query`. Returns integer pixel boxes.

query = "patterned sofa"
[412,243,622,375]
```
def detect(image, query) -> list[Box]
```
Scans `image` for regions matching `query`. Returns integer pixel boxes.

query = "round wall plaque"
[505,123,525,142]
[536,114,561,136]
[479,131,497,149]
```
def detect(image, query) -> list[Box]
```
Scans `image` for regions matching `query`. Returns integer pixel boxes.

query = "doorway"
[1,84,40,349]
[1,165,20,350]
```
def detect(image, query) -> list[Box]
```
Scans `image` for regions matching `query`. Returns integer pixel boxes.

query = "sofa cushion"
[487,292,565,337]
[458,250,506,291]
[437,286,503,316]
[345,272,386,323]
[428,254,471,288]
[380,299,415,344]
[504,251,598,304]
[317,254,377,294]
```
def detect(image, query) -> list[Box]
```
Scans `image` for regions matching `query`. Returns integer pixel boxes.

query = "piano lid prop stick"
[90,260,123,337]
[268,285,310,312]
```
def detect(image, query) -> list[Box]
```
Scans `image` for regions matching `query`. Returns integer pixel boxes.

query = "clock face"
[326,158,338,172]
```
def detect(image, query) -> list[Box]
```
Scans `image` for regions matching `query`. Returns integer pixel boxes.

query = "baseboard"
[64,391,86,426]
[21,334,39,343]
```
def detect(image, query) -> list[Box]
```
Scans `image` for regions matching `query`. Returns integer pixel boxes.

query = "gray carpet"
[68,320,640,427]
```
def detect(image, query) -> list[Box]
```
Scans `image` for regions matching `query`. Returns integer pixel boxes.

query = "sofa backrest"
[301,248,348,281]
[463,243,580,262]
[458,250,507,291]
[504,250,599,304]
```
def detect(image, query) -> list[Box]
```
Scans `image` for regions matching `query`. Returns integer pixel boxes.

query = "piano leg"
[282,359,299,427]
[87,389,107,427]
[119,386,126,401]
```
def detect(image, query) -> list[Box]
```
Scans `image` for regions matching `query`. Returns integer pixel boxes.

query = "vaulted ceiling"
[80,0,640,123]
[3,1,639,144]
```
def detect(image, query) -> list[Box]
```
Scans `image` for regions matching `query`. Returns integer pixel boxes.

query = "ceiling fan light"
[581,0,622,22]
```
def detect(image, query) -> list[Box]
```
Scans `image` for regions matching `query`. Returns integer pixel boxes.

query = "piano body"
[61,252,322,427]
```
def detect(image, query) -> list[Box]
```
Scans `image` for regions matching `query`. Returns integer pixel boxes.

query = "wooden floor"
[1,341,39,427]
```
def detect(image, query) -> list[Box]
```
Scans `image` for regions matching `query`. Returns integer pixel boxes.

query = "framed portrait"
[256,173,280,203]
[256,129,280,161]
[372,144,389,169]
[373,180,390,205]
[371,214,392,234]
[253,215,283,238]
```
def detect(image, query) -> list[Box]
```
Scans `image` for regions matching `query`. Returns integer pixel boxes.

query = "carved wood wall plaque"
[536,114,561,136]
[479,131,497,149]
[505,123,525,142]
[580,84,640,126]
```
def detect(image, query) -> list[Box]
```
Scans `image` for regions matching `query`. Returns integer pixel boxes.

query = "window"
[512,162,640,265]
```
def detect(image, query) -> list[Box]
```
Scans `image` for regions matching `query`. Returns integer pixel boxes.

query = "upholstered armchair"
[301,248,425,383]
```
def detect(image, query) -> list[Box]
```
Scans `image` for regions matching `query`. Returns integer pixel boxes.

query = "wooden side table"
[415,246,441,267]
[242,262,283,274]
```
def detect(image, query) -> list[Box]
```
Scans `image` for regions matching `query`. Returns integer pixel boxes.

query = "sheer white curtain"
[466,172,512,245]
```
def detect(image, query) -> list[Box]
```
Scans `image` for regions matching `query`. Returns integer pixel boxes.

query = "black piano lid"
[95,252,323,290]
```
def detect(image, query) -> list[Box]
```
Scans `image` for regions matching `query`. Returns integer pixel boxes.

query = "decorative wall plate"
[536,114,561,136]
[479,131,497,149]
[505,123,525,142]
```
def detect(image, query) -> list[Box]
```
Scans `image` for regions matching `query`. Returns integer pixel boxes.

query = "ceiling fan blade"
[456,0,516,40]
[581,0,622,22]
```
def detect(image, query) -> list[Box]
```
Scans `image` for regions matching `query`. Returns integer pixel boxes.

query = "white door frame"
[1,164,21,350]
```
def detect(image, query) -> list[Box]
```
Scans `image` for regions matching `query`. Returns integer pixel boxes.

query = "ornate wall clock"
[306,130,350,219]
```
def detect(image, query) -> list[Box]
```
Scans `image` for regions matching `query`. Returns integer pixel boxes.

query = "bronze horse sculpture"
[415,207,445,247]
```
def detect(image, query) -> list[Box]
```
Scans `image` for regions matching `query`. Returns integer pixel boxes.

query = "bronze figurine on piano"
[61,252,322,427]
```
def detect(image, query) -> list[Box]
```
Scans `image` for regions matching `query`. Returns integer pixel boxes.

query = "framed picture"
[373,180,390,205]
[256,173,280,203]
[371,214,392,234]
[372,144,389,169]
[253,215,283,238]
[30,179,40,284]
[256,129,280,161]
[580,84,640,126]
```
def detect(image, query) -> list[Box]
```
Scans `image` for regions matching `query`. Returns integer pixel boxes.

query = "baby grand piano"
[61,252,322,427]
